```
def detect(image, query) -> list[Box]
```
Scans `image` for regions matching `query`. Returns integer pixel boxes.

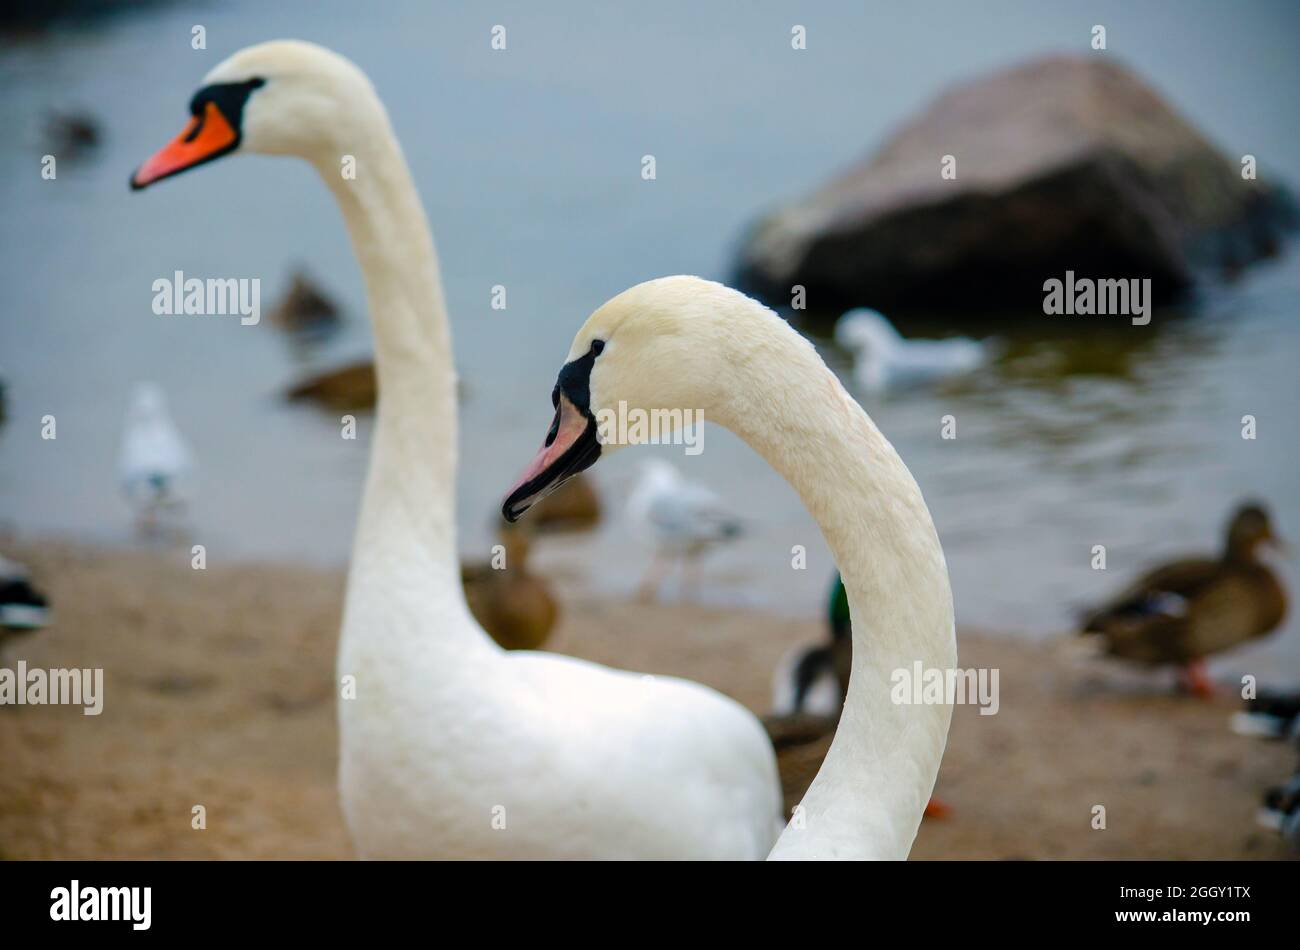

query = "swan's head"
[834,308,898,353]
[130,40,378,189]
[503,276,779,522]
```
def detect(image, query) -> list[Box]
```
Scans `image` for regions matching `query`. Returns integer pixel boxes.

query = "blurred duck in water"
[462,522,557,651]
[118,382,194,532]
[834,308,988,394]
[1078,502,1287,698]
[286,359,376,411]
[766,573,950,819]
[627,459,742,601]
[44,110,101,160]
[269,267,342,339]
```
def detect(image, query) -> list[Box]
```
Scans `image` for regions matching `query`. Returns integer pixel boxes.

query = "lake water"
[2,0,1297,675]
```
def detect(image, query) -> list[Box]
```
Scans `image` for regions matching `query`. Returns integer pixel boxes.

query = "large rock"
[736,56,1295,313]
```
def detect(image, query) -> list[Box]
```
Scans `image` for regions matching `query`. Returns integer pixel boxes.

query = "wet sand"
[0,540,1293,860]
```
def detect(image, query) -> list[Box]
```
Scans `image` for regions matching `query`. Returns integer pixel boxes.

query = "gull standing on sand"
[118,382,194,530]
[627,458,742,600]
[834,307,988,394]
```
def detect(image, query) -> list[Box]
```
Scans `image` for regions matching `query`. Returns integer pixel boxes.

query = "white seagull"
[627,458,742,600]
[118,382,194,529]
[834,307,989,394]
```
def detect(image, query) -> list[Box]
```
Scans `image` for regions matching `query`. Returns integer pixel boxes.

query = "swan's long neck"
[310,106,478,648]
[713,303,956,859]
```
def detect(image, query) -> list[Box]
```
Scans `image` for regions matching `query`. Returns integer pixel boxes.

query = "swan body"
[504,276,957,859]
[835,307,986,393]
[132,41,781,859]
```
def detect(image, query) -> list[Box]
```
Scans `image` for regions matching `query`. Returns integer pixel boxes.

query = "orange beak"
[130,101,239,190]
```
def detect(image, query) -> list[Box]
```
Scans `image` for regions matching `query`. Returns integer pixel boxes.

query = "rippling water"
[1,0,1297,674]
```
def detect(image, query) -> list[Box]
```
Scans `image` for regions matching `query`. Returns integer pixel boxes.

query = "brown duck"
[462,523,557,651]
[269,268,342,334]
[1079,501,1287,697]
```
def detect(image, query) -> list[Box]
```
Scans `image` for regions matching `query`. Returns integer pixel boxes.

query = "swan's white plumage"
[177,42,952,862]
[191,41,782,859]
[572,277,957,859]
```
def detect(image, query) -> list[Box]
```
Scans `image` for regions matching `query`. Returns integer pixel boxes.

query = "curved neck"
[309,115,467,615]
[712,306,956,859]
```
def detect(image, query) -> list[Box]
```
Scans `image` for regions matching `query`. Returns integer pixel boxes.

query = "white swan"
[504,276,957,858]
[130,41,782,859]
[835,307,987,393]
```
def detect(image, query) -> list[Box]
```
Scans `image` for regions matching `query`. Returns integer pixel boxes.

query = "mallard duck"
[1079,502,1287,697]
[269,268,342,336]
[286,360,471,413]
[528,472,601,533]
[0,553,49,632]
[44,110,101,159]
[1233,687,1300,739]
[771,574,853,716]
[766,573,950,819]
[1259,774,1300,851]
[285,360,376,411]
[462,523,557,651]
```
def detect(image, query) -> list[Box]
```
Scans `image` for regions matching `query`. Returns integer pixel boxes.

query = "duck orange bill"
[130,102,238,190]
[502,392,601,523]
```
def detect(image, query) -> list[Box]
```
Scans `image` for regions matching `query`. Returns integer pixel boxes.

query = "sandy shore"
[0,539,1293,860]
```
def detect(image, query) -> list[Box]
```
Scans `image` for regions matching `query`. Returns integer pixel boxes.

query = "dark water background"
[1,0,1297,675]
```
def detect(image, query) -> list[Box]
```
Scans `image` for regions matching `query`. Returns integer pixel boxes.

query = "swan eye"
[590,339,605,356]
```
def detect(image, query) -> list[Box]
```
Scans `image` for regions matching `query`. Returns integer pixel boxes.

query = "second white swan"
[505,276,957,859]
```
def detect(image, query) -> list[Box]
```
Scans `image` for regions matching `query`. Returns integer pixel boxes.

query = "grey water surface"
[1,0,1297,675]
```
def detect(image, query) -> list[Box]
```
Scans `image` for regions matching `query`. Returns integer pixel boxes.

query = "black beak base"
[501,417,601,523]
